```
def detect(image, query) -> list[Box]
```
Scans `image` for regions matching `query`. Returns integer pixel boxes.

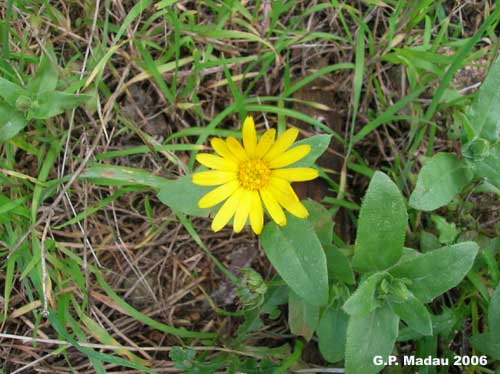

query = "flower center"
[238,159,271,190]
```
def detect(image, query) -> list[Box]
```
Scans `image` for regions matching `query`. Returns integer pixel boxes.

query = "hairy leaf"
[353,171,407,271]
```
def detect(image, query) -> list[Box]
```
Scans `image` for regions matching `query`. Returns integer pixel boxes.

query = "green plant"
[410,57,500,211]
[0,52,90,142]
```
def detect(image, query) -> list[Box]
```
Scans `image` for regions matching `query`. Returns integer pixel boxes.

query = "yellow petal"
[271,167,319,182]
[268,145,311,169]
[196,153,238,171]
[255,128,276,158]
[211,188,244,232]
[242,116,257,157]
[192,171,237,186]
[260,187,286,226]
[198,180,239,208]
[233,190,251,233]
[211,138,238,163]
[249,190,264,235]
[268,184,308,219]
[263,127,299,162]
[268,177,299,201]
[226,137,249,161]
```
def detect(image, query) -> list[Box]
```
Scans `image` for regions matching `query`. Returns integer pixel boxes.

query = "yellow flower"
[192,116,319,234]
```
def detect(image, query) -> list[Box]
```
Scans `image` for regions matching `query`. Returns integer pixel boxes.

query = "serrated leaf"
[389,291,432,336]
[292,134,331,167]
[261,215,329,306]
[0,104,28,142]
[353,171,407,272]
[324,244,355,285]
[471,143,500,190]
[317,306,348,363]
[288,290,319,341]
[389,242,478,303]
[468,55,500,142]
[409,153,473,211]
[345,305,399,374]
[343,272,384,316]
[157,174,212,217]
[303,200,333,245]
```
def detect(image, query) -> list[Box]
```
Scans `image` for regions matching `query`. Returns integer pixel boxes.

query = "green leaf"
[80,165,169,189]
[389,242,479,303]
[317,306,348,363]
[30,91,91,119]
[0,103,28,142]
[468,55,500,142]
[345,305,399,374]
[409,153,473,211]
[288,290,319,341]
[470,333,500,359]
[471,143,500,189]
[398,307,458,342]
[27,52,59,95]
[352,171,407,272]
[420,231,441,252]
[48,311,157,373]
[324,244,355,285]
[431,215,458,244]
[261,215,329,306]
[488,283,500,333]
[303,200,333,245]
[343,272,384,316]
[389,291,432,336]
[292,134,332,167]
[0,77,29,106]
[157,174,212,217]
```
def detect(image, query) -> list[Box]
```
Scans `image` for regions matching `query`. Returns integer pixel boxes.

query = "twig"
[40,211,53,316]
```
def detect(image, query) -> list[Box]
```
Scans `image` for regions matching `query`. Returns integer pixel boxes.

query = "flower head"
[192,116,319,234]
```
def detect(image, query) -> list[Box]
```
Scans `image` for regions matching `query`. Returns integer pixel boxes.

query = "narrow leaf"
[389,291,432,336]
[470,333,500,359]
[261,215,329,306]
[469,55,500,142]
[353,171,407,272]
[31,91,91,119]
[345,305,399,374]
[0,103,28,142]
[28,52,59,95]
[0,77,29,106]
[317,306,348,363]
[157,174,213,217]
[488,283,500,333]
[471,143,500,189]
[303,200,333,245]
[80,165,168,189]
[343,272,384,316]
[288,291,319,341]
[324,244,355,285]
[389,242,478,303]
[292,134,332,167]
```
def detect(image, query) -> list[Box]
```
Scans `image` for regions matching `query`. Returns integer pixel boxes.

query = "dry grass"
[0,1,498,373]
